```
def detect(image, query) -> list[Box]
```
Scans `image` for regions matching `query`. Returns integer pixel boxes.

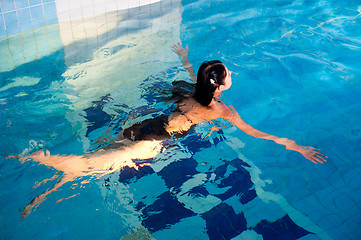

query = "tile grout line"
[1,1,55,15]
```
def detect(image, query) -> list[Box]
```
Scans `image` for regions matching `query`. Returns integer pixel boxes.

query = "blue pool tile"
[42,0,54,3]
[201,203,247,240]
[188,185,209,197]
[14,0,28,9]
[4,11,17,25]
[158,157,199,190]
[315,212,345,232]
[213,158,256,204]
[141,191,196,232]
[135,201,146,211]
[30,17,44,28]
[29,0,42,6]
[17,8,30,23]
[0,26,6,38]
[44,14,57,25]
[344,169,361,190]
[2,0,15,12]
[118,166,155,184]
[6,24,19,36]
[240,189,257,204]
[152,215,208,240]
[83,99,112,137]
[298,234,322,240]
[181,134,212,154]
[334,193,356,212]
[19,19,32,32]
[213,161,230,177]
[0,13,4,26]
[253,214,312,240]
[43,3,57,24]
[43,2,56,17]
[30,5,43,19]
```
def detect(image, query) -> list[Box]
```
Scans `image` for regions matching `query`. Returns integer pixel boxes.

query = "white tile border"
[55,0,162,22]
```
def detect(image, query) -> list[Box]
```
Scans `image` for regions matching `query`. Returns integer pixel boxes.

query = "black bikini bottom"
[122,114,170,141]
[122,114,192,141]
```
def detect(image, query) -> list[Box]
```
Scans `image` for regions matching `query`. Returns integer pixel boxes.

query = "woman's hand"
[297,146,328,164]
[172,43,189,58]
[172,42,197,82]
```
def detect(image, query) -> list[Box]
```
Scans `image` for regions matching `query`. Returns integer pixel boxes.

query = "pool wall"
[0,0,180,72]
[0,0,163,38]
[0,0,183,153]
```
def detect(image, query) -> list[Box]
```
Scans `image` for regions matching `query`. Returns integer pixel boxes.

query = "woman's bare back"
[165,97,231,134]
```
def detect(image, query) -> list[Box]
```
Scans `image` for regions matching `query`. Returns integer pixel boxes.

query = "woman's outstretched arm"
[172,43,197,82]
[222,105,327,164]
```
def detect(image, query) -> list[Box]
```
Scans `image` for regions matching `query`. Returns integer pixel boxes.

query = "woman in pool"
[15,43,326,219]
[170,43,327,163]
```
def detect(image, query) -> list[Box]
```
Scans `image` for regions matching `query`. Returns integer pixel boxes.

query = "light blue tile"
[30,5,43,19]
[43,0,55,3]
[29,0,42,6]
[14,0,28,9]
[6,23,19,35]
[31,17,44,28]
[43,2,56,17]
[19,19,32,32]
[45,14,57,25]
[4,11,17,25]
[0,13,4,26]
[0,26,6,38]
[17,8,30,22]
[2,0,15,12]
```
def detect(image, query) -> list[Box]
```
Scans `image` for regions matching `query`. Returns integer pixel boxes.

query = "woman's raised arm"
[172,43,197,82]
[222,105,327,164]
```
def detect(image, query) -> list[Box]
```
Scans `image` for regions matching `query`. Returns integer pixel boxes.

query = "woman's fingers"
[308,157,317,164]
[172,44,178,51]
[308,150,327,164]
[314,150,327,162]
[316,155,327,163]
[313,155,324,163]
[172,43,183,54]
[317,152,328,159]
[303,147,328,164]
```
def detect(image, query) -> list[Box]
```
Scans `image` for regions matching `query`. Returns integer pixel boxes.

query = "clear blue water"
[1,0,361,239]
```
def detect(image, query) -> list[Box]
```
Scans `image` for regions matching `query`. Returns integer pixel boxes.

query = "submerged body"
[16,96,241,218]
[24,94,247,175]
[12,43,327,219]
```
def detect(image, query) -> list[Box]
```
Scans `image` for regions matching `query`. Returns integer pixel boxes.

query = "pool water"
[1,0,361,239]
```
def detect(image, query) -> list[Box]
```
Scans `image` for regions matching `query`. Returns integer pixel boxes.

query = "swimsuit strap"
[173,106,194,124]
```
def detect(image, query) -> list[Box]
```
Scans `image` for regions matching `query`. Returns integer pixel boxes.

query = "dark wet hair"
[193,60,227,106]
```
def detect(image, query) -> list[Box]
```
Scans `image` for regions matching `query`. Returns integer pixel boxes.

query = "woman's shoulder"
[178,97,233,121]
[211,100,233,119]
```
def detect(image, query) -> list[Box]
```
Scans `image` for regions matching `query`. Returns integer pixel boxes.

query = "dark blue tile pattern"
[202,203,247,240]
[118,166,155,184]
[213,158,256,204]
[158,158,199,190]
[253,214,312,240]
[141,191,197,233]
[180,134,213,154]
[115,133,313,239]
